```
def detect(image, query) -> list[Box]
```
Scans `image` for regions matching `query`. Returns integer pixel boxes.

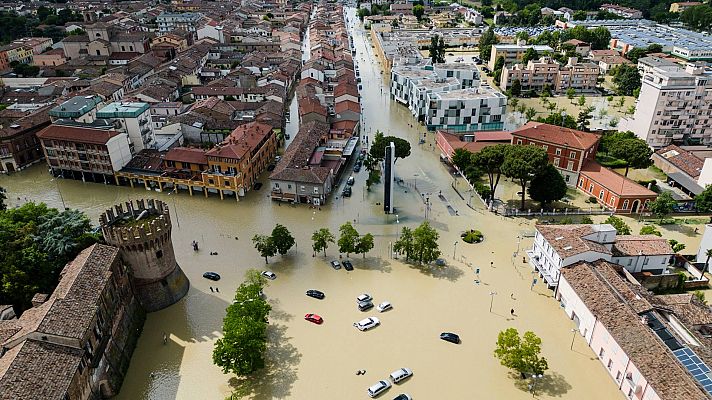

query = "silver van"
[389,368,413,384]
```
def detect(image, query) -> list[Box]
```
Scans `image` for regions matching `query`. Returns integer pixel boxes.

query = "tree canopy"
[412,221,441,265]
[429,35,446,64]
[338,221,360,257]
[502,145,549,209]
[252,234,277,264]
[612,64,642,96]
[604,216,631,235]
[649,191,676,221]
[413,4,425,20]
[271,224,295,255]
[479,27,499,62]
[695,185,712,213]
[529,165,567,208]
[393,227,415,261]
[0,202,99,313]
[369,131,411,162]
[213,270,271,376]
[494,328,549,376]
[607,133,652,176]
[473,144,508,201]
[311,228,335,257]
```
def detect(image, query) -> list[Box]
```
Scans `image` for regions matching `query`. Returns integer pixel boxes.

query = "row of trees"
[453,145,567,210]
[393,221,441,264]
[0,186,100,313]
[680,4,712,31]
[213,270,271,376]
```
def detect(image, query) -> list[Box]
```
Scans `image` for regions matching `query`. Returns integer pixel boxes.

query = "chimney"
[31,293,49,308]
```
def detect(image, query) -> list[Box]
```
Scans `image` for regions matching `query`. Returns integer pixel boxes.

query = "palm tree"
[705,248,712,275]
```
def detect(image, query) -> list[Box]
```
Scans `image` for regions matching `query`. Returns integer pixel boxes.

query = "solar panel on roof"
[673,347,712,396]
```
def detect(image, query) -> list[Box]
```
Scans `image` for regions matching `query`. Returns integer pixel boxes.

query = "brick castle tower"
[100,199,190,312]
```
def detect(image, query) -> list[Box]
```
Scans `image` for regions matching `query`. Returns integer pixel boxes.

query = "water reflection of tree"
[228,323,301,399]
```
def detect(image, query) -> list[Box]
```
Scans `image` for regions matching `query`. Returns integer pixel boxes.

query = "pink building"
[557,260,710,400]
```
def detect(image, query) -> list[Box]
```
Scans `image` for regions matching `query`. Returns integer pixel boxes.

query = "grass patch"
[596,153,627,168]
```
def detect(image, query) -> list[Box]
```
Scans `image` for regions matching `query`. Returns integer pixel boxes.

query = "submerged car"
[376,301,392,312]
[343,260,354,271]
[358,301,374,312]
[367,380,391,398]
[354,317,380,331]
[306,289,325,299]
[356,293,372,303]
[202,272,220,281]
[330,260,341,270]
[261,271,276,280]
[440,332,460,344]
[304,313,323,324]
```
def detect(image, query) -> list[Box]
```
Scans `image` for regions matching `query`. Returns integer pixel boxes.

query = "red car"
[304,313,323,324]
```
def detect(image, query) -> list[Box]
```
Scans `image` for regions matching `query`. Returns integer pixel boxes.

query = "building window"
[579,178,584,187]
[554,158,560,167]
[599,190,605,200]
[607,359,613,370]
[599,348,605,358]
[616,371,622,381]
[542,145,548,151]
[555,148,562,155]
[565,175,570,182]
[570,151,576,159]
[156,250,163,259]
[622,200,629,209]
[589,184,594,193]
[567,161,574,170]
[516,139,522,145]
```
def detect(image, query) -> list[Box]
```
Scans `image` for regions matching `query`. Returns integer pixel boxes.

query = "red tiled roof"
[334,99,360,114]
[511,122,600,150]
[206,121,273,160]
[299,97,327,116]
[580,161,657,197]
[36,124,119,145]
[164,147,208,165]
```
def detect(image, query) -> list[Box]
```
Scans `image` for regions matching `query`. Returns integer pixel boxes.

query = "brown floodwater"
[0,8,626,400]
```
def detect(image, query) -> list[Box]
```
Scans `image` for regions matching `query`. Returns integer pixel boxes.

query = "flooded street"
[0,8,626,400]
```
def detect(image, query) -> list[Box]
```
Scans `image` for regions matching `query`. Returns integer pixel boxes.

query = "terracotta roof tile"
[580,161,658,197]
[511,121,599,150]
[655,144,704,178]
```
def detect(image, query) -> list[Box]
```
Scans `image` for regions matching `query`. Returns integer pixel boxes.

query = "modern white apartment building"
[621,63,712,148]
[487,43,554,70]
[500,57,599,93]
[96,102,156,153]
[425,85,506,131]
[391,63,503,131]
[156,12,203,33]
[527,224,673,287]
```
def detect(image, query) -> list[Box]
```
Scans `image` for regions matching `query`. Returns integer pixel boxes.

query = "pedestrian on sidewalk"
[510,308,515,316]
[209,287,214,292]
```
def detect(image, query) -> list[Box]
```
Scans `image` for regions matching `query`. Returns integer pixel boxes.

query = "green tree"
[252,234,277,263]
[413,221,441,264]
[649,191,676,222]
[581,216,594,224]
[511,79,521,97]
[429,34,446,63]
[271,224,295,255]
[576,106,594,132]
[669,239,686,253]
[696,185,712,214]
[604,216,631,235]
[393,227,415,261]
[213,271,270,376]
[502,145,548,210]
[494,328,549,376]
[479,27,499,63]
[573,10,587,20]
[494,56,505,72]
[703,248,712,274]
[413,4,425,20]
[577,95,586,108]
[616,96,626,109]
[338,221,359,257]
[311,228,335,257]
[640,225,662,236]
[0,186,5,211]
[369,131,411,162]
[608,135,653,176]
[612,64,641,96]
[529,165,567,208]
[525,107,537,121]
[451,148,474,172]
[537,111,576,129]
[566,87,576,103]
[356,233,374,258]
[521,47,538,65]
[509,97,519,111]
[473,144,508,201]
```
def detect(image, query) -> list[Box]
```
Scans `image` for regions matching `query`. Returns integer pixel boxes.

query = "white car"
[389,367,413,384]
[367,380,391,398]
[261,271,276,280]
[354,317,380,331]
[376,301,392,312]
[356,293,372,303]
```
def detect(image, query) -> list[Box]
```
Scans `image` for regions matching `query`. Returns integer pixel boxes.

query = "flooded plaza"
[0,8,629,400]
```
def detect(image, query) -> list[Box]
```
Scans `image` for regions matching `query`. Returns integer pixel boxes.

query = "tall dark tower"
[100,199,190,312]
[384,141,395,214]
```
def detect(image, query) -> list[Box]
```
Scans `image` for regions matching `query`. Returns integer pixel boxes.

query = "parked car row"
[366,368,413,398]
[330,259,354,271]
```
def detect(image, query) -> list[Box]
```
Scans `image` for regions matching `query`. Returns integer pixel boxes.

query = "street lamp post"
[570,328,578,350]
[489,291,497,312]
[453,241,458,259]
[530,374,544,397]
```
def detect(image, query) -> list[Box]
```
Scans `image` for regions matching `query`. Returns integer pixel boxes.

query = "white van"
[389,368,413,384]
[367,380,391,398]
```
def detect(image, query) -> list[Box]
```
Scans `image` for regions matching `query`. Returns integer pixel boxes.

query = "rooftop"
[655,144,704,178]
[96,102,150,119]
[580,161,658,198]
[536,224,614,259]
[49,95,102,118]
[512,122,600,150]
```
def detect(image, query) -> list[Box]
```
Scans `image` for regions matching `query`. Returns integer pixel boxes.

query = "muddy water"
[0,8,625,400]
